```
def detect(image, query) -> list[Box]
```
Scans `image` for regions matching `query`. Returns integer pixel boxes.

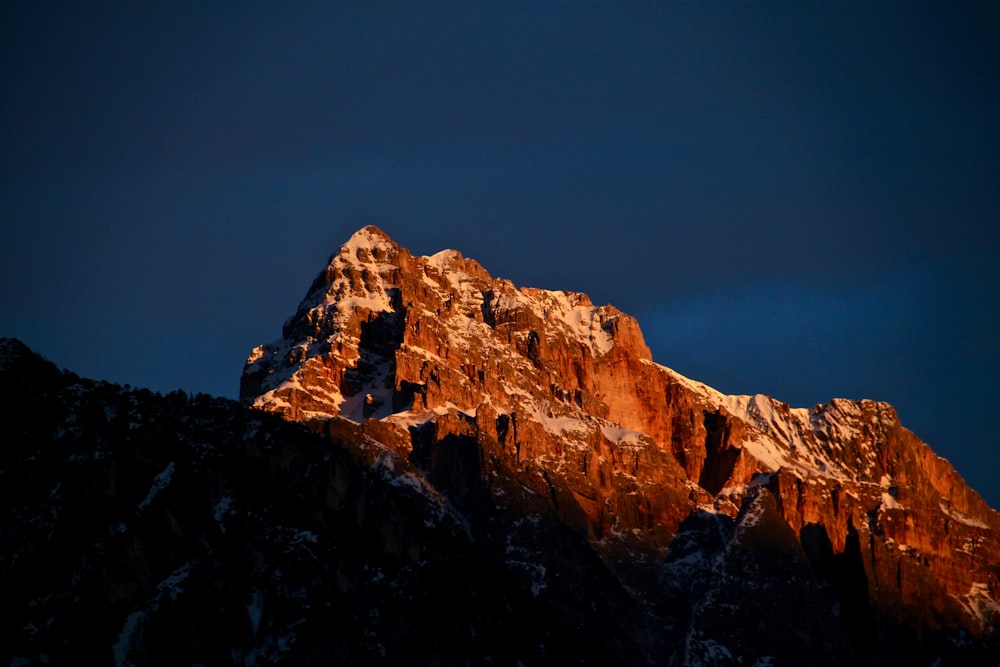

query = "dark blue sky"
[3,3,998,505]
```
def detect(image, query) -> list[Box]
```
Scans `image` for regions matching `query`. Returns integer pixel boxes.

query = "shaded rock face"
[1,341,649,666]
[242,227,1000,664]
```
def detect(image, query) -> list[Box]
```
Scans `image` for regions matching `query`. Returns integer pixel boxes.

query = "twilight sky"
[2,3,998,505]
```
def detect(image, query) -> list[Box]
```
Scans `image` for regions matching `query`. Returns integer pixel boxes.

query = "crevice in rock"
[698,410,741,496]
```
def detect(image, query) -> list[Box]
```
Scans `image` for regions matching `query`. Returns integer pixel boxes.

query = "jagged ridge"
[0,339,648,665]
[242,226,1000,663]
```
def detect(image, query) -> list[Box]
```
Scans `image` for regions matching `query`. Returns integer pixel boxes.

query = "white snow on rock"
[881,492,905,511]
[530,406,590,439]
[247,588,265,636]
[247,229,948,516]
[651,361,900,484]
[953,582,1000,628]
[136,462,175,514]
[251,229,632,423]
[112,610,147,667]
[941,502,989,529]
[213,495,233,531]
[600,424,647,448]
[156,562,193,602]
[521,288,615,356]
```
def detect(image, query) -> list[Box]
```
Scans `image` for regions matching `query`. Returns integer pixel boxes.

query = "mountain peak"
[5,229,998,664]
[243,226,647,418]
[340,224,398,257]
[240,227,1000,654]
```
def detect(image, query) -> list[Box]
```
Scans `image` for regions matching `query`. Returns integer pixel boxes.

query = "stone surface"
[1,340,649,666]
[1,224,996,665]
[242,226,1000,662]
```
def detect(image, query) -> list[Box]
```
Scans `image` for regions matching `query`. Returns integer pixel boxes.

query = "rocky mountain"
[2,226,998,666]
[240,226,1000,664]
[1,338,644,666]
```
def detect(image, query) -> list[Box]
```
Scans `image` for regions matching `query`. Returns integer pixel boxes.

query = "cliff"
[242,226,1000,663]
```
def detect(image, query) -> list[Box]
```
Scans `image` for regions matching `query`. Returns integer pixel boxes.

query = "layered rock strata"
[242,226,1000,662]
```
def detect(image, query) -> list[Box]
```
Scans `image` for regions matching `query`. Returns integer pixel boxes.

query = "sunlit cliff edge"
[2,226,997,666]
[240,226,999,663]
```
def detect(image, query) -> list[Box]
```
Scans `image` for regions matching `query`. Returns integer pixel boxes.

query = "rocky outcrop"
[1,340,652,666]
[241,227,701,548]
[243,226,1000,663]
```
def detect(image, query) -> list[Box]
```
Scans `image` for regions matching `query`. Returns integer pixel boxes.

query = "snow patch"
[213,495,233,531]
[600,424,646,448]
[425,248,464,272]
[374,455,474,539]
[738,493,768,529]
[651,363,891,487]
[385,409,436,429]
[535,411,590,438]
[247,589,265,636]
[390,471,438,499]
[523,289,615,357]
[953,582,1000,628]
[136,462,175,514]
[940,503,989,529]
[113,610,147,667]
[156,562,192,602]
[881,492,905,511]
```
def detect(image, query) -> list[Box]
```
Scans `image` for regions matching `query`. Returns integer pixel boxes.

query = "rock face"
[1,339,648,666]
[2,224,996,666]
[243,226,1000,664]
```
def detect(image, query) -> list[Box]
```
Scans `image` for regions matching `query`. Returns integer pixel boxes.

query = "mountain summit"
[6,228,997,665]
[241,226,1000,663]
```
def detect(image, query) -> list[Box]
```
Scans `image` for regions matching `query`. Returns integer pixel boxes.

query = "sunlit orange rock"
[243,225,1000,652]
